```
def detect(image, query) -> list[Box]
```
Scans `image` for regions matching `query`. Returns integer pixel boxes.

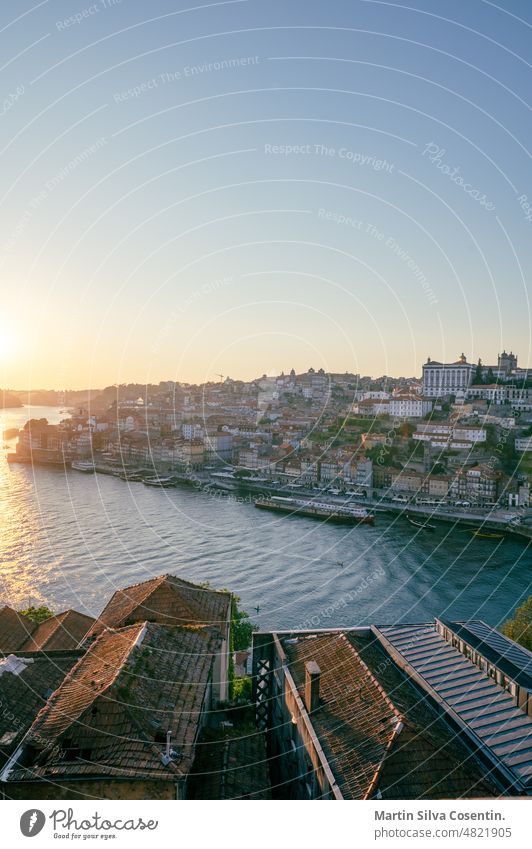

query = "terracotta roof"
[20,611,95,652]
[188,726,271,799]
[284,632,500,799]
[348,632,500,799]
[8,622,220,784]
[0,607,35,652]
[0,650,82,766]
[0,607,95,653]
[285,633,402,799]
[88,574,230,638]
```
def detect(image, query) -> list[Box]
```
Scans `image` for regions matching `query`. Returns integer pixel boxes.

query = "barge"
[254,496,374,524]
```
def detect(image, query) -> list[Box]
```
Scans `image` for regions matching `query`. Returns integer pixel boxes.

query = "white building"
[182,422,204,440]
[388,396,433,419]
[467,384,531,408]
[413,423,486,449]
[422,354,474,397]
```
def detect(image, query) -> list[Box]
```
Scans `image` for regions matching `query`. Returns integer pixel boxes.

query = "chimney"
[304,661,321,713]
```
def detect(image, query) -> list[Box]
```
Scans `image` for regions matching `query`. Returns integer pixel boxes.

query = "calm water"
[0,407,530,630]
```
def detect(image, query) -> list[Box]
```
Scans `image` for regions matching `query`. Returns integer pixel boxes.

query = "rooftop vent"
[160,730,179,766]
[304,660,321,713]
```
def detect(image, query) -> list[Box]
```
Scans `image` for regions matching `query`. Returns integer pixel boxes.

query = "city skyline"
[2,344,528,394]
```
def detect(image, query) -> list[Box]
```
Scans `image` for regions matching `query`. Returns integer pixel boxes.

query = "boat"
[406,516,436,531]
[118,471,144,482]
[210,471,238,491]
[172,473,197,487]
[254,496,374,524]
[142,476,176,488]
[71,461,95,473]
[469,530,505,540]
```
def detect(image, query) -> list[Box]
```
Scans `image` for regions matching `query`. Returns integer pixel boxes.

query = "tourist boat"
[406,516,436,531]
[254,496,374,524]
[71,461,95,473]
[469,530,505,540]
[142,476,176,488]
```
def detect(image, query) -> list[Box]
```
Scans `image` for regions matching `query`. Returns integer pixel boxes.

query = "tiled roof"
[20,611,95,652]
[284,633,402,799]
[348,633,500,799]
[88,574,231,638]
[0,607,35,652]
[0,651,82,767]
[0,607,95,653]
[7,622,219,784]
[188,726,271,799]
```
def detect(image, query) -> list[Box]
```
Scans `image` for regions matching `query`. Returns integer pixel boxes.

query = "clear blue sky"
[0,0,531,388]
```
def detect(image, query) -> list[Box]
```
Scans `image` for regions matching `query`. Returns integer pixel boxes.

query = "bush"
[502,597,532,651]
[19,605,54,623]
[232,676,252,702]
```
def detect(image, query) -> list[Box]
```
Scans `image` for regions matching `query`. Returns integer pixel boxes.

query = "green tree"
[486,367,495,384]
[473,360,484,385]
[502,597,532,651]
[20,605,54,623]
[231,595,257,651]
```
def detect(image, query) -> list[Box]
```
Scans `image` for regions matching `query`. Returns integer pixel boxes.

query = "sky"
[0,0,531,389]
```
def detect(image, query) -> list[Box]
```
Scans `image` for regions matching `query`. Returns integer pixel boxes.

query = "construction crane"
[215,373,224,383]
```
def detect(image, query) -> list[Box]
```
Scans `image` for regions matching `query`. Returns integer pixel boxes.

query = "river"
[0,406,530,631]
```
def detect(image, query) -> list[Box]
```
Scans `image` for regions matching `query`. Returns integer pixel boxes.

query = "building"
[0,649,83,774]
[498,350,518,374]
[253,619,532,799]
[87,574,232,703]
[413,422,486,449]
[422,354,475,397]
[449,465,500,504]
[0,575,237,800]
[0,607,95,653]
[2,622,222,800]
[467,385,531,407]
[204,431,233,464]
[388,396,433,419]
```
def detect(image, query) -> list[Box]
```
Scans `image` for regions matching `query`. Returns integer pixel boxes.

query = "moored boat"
[71,461,95,473]
[254,496,374,524]
[119,470,144,482]
[406,516,436,531]
[142,476,176,488]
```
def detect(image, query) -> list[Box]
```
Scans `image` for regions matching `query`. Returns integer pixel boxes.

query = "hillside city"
[5,350,532,532]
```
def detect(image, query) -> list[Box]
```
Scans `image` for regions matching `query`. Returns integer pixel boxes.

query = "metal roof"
[449,619,532,686]
[376,623,532,793]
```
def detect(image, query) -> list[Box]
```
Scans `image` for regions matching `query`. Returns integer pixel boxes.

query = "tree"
[19,605,54,623]
[502,597,532,651]
[486,367,495,384]
[473,360,484,385]
[231,595,257,651]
